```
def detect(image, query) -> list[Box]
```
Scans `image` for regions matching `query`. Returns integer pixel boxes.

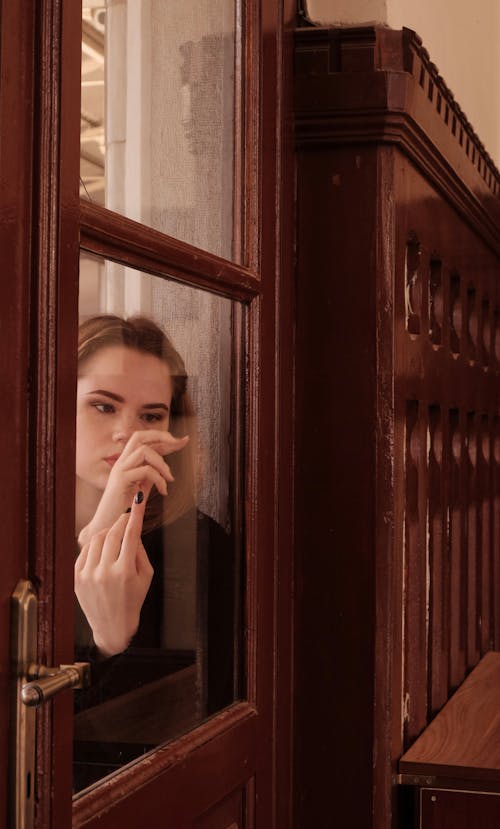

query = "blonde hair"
[78,314,196,531]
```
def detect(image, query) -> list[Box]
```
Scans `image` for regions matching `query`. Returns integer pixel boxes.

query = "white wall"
[303,0,500,167]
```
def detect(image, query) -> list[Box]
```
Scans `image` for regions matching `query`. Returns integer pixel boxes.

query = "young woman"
[75,314,194,658]
[73,314,235,790]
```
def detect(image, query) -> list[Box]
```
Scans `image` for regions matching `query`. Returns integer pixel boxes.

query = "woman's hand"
[75,491,154,657]
[78,429,189,548]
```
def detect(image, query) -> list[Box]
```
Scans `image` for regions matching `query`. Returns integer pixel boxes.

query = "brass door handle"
[10,580,91,828]
[21,662,90,707]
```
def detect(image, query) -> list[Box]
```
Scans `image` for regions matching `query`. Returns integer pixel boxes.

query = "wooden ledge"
[400,652,500,784]
[294,25,500,255]
[294,25,499,196]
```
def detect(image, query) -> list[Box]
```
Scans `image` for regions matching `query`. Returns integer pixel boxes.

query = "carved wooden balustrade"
[294,24,500,829]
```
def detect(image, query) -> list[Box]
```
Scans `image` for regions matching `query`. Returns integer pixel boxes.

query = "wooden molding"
[80,201,260,301]
[73,702,257,826]
[294,26,500,253]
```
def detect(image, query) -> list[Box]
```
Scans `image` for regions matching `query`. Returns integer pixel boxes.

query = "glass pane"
[74,253,245,793]
[81,1,242,262]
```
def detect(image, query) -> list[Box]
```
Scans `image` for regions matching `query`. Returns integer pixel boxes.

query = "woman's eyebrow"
[86,389,124,402]
[142,403,169,411]
[86,389,169,411]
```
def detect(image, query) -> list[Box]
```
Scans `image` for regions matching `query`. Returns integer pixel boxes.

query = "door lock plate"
[10,579,90,828]
[10,580,37,829]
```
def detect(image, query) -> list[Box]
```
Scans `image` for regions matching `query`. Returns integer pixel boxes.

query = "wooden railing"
[294,24,500,828]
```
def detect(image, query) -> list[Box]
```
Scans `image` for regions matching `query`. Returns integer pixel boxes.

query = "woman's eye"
[94,402,115,414]
[142,412,163,424]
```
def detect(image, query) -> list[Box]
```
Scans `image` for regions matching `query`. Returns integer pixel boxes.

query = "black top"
[73,508,239,791]
[75,508,237,713]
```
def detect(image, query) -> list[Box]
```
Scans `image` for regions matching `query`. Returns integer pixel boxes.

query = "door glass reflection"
[74,253,245,793]
[80,1,242,262]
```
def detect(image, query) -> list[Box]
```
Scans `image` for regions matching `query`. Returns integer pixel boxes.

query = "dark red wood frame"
[1,0,296,827]
[1,2,37,821]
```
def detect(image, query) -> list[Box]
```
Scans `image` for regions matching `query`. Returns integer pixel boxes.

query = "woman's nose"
[112,415,134,443]
[113,430,131,444]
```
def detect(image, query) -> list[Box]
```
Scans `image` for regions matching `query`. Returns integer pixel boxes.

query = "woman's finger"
[82,527,108,570]
[120,430,189,457]
[99,512,130,566]
[120,464,169,496]
[136,541,154,579]
[151,433,189,457]
[118,444,174,483]
[118,490,148,570]
[75,544,89,573]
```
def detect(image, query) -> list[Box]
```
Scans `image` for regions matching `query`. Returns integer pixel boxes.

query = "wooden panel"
[403,398,429,744]
[194,784,247,829]
[294,142,380,829]
[294,23,500,829]
[421,789,500,829]
[394,173,500,746]
[73,704,256,827]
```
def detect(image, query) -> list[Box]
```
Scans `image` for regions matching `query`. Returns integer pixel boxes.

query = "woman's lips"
[104,455,120,466]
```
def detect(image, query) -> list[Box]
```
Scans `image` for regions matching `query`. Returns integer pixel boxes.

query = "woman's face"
[76,344,173,494]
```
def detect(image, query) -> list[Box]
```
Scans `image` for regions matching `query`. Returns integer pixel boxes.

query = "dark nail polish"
[134,490,144,504]
[125,507,131,514]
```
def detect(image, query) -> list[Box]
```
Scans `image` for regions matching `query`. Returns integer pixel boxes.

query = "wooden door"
[0,3,37,824]
[2,1,295,827]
